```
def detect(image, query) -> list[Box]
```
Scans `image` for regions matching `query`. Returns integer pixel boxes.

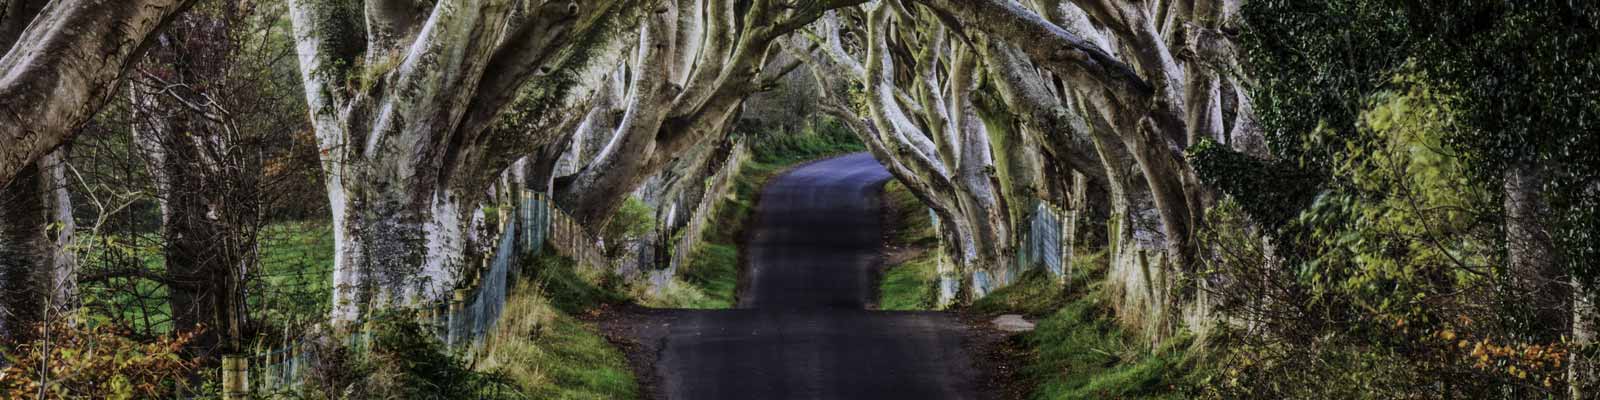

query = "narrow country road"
[621,153,982,400]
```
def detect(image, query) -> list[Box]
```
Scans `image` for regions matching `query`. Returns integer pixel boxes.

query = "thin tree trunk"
[1504,162,1566,338]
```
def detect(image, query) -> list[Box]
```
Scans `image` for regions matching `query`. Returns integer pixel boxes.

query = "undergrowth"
[525,246,628,315]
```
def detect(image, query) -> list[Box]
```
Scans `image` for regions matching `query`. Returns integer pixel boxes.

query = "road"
[622,153,982,400]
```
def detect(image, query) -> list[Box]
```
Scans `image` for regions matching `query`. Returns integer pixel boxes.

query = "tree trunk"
[0,162,49,342]
[41,148,77,312]
[0,0,195,187]
[1574,278,1597,398]
[286,0,632,321]
[1504,162,1567,338]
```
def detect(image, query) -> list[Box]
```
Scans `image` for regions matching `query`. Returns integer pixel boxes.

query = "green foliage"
[1238,0,1411,170]
[1401,1,1600,291]
[0,320,201,399]
[1187,139,1322,229]
[748,116,865,165]
[601,198,655,257]
[1227,2,1599,394]
[1194,87,1561,397]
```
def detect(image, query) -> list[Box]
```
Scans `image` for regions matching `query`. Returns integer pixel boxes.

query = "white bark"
[555,0,854,226]
[287,0,633,321]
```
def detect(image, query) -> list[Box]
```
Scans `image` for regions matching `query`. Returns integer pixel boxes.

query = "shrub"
[299,311,524,400]
[0,319,201,399]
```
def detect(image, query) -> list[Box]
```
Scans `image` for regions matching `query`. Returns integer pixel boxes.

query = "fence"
[650,139,747,291]
[235,189,611,398]
[930,197,1078,305]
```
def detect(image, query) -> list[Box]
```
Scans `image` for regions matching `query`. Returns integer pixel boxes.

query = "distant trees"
[550,0,866,227]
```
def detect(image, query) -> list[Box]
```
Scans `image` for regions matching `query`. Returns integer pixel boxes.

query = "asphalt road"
[642,153,982,400]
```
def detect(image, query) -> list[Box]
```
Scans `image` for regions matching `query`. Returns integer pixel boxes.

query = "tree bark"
[287,0,632,321]
[0,162,49,342]
[1504,162,1567,341]
[0,0,195,187]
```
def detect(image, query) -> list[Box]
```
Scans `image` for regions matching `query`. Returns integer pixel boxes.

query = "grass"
[876,179,941,311]
[658,119,865,309]
[971,249,1206,399]
[473,250,641,399]
[477,280,637,400]
[525,246,629,315]
[75,221,336,332]
[643,242,738,309]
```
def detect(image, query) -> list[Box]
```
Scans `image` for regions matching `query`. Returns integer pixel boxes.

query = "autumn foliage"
[0,320,201,399]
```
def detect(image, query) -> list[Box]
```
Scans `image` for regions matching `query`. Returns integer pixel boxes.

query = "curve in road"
[643,153,981,400]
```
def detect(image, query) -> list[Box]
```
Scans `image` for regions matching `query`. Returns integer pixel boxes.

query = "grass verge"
[972,250,1208,399]
[477,251,639,399]
[876,179,941,311]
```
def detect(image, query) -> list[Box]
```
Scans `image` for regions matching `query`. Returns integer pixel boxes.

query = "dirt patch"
[589,304,674,400]
[960,311,1033,400]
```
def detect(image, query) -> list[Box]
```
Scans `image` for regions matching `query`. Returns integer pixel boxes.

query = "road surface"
[625,153,982,400]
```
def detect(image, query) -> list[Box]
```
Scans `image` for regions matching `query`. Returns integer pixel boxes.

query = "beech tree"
[0,0,195,341]
[551,0,863,227]
[285,0,639,321]
[793,1,1258,332]
[797,4,1041,304]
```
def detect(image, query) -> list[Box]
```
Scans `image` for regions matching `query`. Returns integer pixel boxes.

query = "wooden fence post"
[222,354,247,399]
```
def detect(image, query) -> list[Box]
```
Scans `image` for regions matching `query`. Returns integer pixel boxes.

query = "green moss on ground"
[660,120,865,309]
[972,249,1209,400]
[876,180,941,311]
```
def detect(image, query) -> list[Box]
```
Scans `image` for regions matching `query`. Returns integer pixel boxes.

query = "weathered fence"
[650,139,747,291]
[930,197,1078,306]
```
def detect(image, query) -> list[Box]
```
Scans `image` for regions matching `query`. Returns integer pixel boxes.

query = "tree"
[798,4,1038,304]
[551,0,865,228]
[284,0,638,321]
[125,1,311,358]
